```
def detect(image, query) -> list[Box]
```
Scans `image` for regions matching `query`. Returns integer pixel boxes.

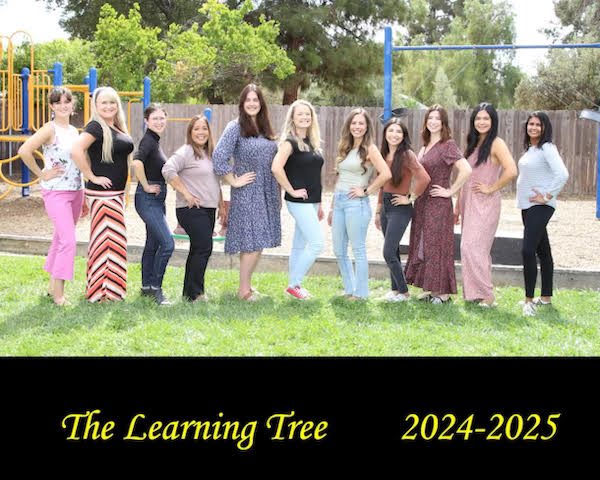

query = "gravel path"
[1,183,599,269]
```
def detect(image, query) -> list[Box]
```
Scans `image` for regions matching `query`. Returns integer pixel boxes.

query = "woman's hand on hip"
[184,192,202,208]
[143,183,161,195]
[429,184,452,198]
[348,186,366,199]
[91,175,112,189]
[40,165,65,181]
[289,188,308,200]
[232,171,256,188]
[391,193,411,206]
[528,188,548,204]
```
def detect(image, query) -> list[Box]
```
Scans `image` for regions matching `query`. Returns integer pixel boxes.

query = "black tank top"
[283,136,324,203]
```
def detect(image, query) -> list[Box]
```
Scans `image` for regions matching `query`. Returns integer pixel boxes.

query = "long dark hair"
[523,111,553,150]
[335,108,376,175]
[465,102,498,167]
[238,83,276,140]
[421,104,451,145]
[380,118,412,187]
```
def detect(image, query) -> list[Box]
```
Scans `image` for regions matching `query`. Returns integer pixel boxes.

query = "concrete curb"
[1,234,599,290]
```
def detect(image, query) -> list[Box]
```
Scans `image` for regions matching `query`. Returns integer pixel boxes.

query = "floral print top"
[40,122,83,191]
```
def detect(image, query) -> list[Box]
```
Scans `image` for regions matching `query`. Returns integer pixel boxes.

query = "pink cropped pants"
[41,189,84,280]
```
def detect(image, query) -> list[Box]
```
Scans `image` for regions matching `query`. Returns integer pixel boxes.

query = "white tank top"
[40,122,83,191]
[335,148,373,191]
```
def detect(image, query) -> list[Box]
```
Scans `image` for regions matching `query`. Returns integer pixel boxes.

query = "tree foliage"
[39,0,205,40]
[396,0,522,109]
[227,0,409,104]
[514,0,600,110]
[90,1,293,103]
[7,39,95,85]
[94,3,163,92]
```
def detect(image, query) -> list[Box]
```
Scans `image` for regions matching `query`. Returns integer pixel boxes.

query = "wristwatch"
[363,187,368,195]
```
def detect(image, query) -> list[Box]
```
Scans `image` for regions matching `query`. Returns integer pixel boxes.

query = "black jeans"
[176,206,216,300]
[380,193,414,294]
[521,205,555,298]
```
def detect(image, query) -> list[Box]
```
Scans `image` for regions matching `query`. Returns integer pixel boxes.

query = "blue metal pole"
[204,107,212,123]
[597,124,600,219]
[52,62,63,86]
[21,67,30,197]
[392,42,600,51]
[84,75,89,86]
[383,26,393,123]
[143,77,151,111]
[143,76,151,131]
[89,67,98,94]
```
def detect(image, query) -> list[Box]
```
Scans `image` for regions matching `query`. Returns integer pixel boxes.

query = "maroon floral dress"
[404,139,463,294]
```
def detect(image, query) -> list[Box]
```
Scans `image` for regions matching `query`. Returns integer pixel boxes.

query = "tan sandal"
[240,291,259,302]
[53,297,71,306]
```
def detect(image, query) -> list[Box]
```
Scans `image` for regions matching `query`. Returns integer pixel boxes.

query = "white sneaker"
[393,293,410,302]
[298,287,313,298]
[376,291,398,301]
[522,302,536,316]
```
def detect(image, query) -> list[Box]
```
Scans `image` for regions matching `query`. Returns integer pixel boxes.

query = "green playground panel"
[172,233,225,242]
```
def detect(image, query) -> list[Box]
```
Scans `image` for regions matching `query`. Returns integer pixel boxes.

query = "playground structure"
[0,30,150,199]
[382,25,600,219]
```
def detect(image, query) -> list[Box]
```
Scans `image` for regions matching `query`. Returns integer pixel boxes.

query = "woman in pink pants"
[18,87,85,306]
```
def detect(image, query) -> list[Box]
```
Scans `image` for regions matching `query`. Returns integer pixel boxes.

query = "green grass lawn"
[1,254,598,356]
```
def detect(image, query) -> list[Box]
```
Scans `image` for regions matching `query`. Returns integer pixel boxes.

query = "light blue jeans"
[286,201,324,288]
[332,191,372,298]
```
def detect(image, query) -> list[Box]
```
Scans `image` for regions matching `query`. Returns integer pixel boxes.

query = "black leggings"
[521,205,555,299]
[380,193,413,294]
[176,206,216,300]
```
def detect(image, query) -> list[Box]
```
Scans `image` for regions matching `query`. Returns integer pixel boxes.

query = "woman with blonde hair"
[328,108,391,299]
[271,99,325,300]
[162,114,223,302]
[18,87,85,306]
[71,86,134,303]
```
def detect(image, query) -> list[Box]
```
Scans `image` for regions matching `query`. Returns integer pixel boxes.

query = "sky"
[1,0,565,76]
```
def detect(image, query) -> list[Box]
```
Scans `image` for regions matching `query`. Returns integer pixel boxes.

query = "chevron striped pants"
[85,189,127,303]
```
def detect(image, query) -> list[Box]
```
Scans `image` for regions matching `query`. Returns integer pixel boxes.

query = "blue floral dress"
[213,119,281,254]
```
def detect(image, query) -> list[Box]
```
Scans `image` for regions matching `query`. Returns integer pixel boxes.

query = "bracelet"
[363,187,369,196]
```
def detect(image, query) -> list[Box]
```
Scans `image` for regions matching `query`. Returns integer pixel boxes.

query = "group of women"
[18,84,569,317]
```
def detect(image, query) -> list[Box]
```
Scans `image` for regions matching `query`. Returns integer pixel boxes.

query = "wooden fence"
[129,104,599,195]
[2,102,598,195]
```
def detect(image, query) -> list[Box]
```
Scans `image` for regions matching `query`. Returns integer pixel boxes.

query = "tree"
[87,0,293,103]
[514,0,600,110]
[402,0,465,45]
[397,0,523,109]
[39,0,205,40]
[554,0,600,40]
[226,0,409,104]
[93,3,164,92]
[151,23,216,103]
[430,67,460,108]
[8,39,94,85]
[200,0,295,104]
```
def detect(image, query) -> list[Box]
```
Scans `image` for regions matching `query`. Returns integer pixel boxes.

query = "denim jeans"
[332,191,372,298]
[134,181,175,288]
[286,201,324,288]
[380,192,413,294]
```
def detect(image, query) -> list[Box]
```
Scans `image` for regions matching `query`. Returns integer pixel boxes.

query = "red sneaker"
[285,286,308,300]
